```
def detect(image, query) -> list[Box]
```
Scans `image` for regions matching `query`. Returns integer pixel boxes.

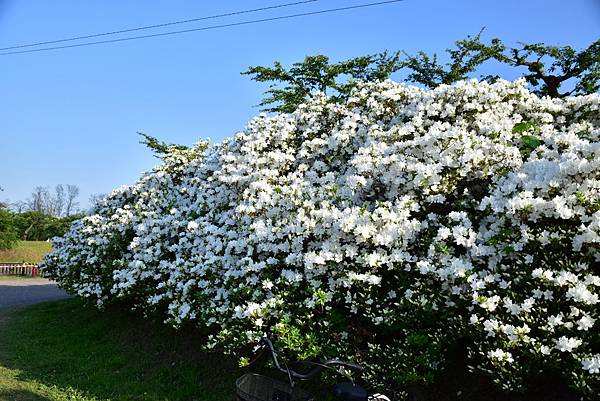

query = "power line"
[0,0,319,51]
[0,0,404,56]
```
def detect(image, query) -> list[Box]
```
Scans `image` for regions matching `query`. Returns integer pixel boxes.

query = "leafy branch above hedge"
[244,30,599,113]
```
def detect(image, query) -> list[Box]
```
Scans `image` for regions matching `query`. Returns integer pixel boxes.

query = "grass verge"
[0,299,240,401]
[0,241,52,264]
[0,297,585,401]
[0,276,38,281]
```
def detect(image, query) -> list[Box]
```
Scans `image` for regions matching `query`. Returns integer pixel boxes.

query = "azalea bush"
[42,78,600,398]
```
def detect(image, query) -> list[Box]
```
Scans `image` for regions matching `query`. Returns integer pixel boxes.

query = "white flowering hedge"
[42,79,600,396]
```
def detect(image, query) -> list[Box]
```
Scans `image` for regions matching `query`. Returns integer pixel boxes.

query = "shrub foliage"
[0,208,18,250]
[42,79,599,397]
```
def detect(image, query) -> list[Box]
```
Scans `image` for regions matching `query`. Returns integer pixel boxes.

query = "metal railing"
[0,263,41,277]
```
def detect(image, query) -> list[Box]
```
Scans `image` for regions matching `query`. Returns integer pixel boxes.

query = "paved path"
[0,278,71,310]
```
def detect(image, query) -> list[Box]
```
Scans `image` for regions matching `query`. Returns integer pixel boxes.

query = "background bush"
[0,208,18,250]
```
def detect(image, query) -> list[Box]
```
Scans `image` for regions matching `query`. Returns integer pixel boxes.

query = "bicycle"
[235,337,391,401]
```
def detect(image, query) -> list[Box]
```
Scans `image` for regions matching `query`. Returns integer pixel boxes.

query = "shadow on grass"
[0,298,241,401]
[0,299,588,401]
[0,389,53,401]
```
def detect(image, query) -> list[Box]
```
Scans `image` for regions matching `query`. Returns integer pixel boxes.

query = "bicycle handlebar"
[260,337,364,380]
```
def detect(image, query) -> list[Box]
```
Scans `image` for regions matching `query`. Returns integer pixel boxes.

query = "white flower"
[245,302,263,317]
[488,348,514,363]
[566,284,599,305]
[354,222,376,241]
[483,319,499,337]
[504,298,521,315]
[479,295,501,312]
[577,315,595,331]
[555,336,582,353]
[548,314,564,328]
[581,356,600,374]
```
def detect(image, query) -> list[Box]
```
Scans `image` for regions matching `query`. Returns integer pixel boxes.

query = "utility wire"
[0,0,319,51]
[0,0,404,56]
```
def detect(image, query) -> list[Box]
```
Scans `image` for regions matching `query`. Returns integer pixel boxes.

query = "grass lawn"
[0,299,582,401]
[0,299,240,401]
[0,241,52,264]
[0,276,38,281]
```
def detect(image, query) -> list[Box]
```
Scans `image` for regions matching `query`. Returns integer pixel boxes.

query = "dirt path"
[0,279,70,310]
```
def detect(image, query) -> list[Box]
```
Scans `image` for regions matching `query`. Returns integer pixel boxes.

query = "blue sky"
[1,0,599,209]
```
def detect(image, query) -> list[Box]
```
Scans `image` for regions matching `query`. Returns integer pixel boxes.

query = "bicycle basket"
[236,373,314,401]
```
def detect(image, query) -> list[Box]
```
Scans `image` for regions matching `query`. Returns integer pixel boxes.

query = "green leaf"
[576,130,591,139]
[521,135,542,150]
[407,333,429,347]
[512,121,535,134]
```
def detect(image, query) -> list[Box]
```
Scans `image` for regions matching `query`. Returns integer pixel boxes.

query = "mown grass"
[0,299,582,401]
[0,241,52,264]
[0,299,240,401]
[0,276,37,281]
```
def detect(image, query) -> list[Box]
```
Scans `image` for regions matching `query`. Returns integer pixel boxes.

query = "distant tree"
[0,185,7,210]
[11,200,27,213]
[0,208,18,249]
[28,186,50,214]
[52,184,66,217]
[14,211,44,241]
[25,184,77,216]
[65,184,80,216]
[16,184,80,217]
[0,184,83,242]
[12,211,83,241]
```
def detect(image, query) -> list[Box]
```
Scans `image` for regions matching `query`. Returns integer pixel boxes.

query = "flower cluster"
[42,78,600,397]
